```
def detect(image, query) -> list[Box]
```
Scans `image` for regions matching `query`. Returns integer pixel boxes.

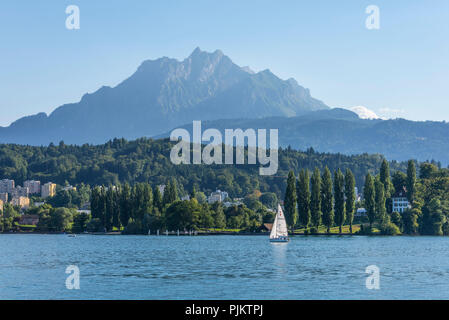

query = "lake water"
[1,234,449,299]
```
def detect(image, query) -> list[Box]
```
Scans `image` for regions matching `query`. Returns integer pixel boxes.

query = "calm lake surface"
[1,234,449,299]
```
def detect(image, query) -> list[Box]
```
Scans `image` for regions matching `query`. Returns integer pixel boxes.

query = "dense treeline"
[283,159,449,235]
[0,138,407,200]
[87,179,275,234]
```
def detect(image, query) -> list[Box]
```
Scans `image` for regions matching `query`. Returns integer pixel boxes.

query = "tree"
[419,162,438,180]
[1,203,19,232]
[104,187,115,231]
[392,171,407,195]
[165,200,200,231]
[163,179,178,206]
[364,173,376,228]
[297,169,311,231]
[153,186,163,211]
[379,159,391,197]
[406,160,416,203]
[211,203,226,229]
[334,169,345,233]
[243,195,263,211]
[345,169,356,233]
[195,192,207,204]
[375,176,387,224]
[50,208,74,232]
[421,198,447,235]
[284,170,297,233]
[321,167,334,233]
[390,211,402,229]
[120,183,132,227]
[90,186,106,229]
[190,185,197,200]
[310,167,321,231]
[72,211,90,233]
[260,192,278,209]
[402,208,419,235]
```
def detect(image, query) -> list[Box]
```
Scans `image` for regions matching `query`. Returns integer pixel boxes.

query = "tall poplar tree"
[120,183,131,227]
[310,168,322,230]
[345,169,356,233]
[375,176,386,224]
[104,187,114,231]
[364,173,376,228]
[153,186,163,211]
[284,170,297,232]
[321,167,334,233]
[297,169,311,231]
[334,169,345,233]
[406,160,416,203]
[379,159,391,197]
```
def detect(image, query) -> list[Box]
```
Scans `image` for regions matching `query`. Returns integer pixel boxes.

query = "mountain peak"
[0,48,329,145]
[190,46,203,57]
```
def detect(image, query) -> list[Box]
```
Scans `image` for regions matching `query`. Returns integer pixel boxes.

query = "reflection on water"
[271,242,288,273]
[1,234,449,299]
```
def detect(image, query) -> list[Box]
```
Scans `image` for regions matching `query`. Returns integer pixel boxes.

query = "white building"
[392,188,410,213]
[207,190,229,204]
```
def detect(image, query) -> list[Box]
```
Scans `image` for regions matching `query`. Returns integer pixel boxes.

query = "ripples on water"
[1,234,449,299]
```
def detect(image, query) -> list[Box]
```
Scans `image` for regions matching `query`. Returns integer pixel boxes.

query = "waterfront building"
[24,180,41,194]
[208,189,229,204]
[0,193,7,203]
[18,214,39,226]
[41,182,57,198]
[11,196,30,209]
[0,179,15,193]
[10,186,29,198]
[392,188,410,213]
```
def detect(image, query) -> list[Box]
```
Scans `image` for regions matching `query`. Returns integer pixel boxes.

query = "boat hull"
[270,237,289,243]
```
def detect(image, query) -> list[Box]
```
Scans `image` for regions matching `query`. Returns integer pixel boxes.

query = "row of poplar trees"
[90,178,179,232]
[283,159,415,234]
[283,167,357,233]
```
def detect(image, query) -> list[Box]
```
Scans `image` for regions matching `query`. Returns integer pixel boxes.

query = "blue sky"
[0,0,448,126]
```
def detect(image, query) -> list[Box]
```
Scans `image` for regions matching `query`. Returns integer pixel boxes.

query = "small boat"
[68,234,76,238]
[270,204,289,242]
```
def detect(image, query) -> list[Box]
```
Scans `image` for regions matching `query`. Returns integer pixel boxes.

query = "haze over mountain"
[0,48,328,145]
[157,108,449,165]
[2,48,449,164]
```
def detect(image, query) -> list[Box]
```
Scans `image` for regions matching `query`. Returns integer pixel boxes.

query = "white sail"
[270,205,289,239]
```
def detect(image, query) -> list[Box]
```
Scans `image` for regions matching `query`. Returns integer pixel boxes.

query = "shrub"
[380,222,401,235]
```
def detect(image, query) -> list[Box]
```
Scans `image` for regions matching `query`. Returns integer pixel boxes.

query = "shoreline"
[0,231,385,236]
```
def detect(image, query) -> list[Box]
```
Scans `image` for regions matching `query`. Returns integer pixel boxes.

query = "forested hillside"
[0,137,407,198]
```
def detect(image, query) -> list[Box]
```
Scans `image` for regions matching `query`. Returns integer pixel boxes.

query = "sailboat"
[269,204,289,242]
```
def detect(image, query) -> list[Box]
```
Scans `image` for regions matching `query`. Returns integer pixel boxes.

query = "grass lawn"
[294,224,362,234]
[200,228,242,233]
